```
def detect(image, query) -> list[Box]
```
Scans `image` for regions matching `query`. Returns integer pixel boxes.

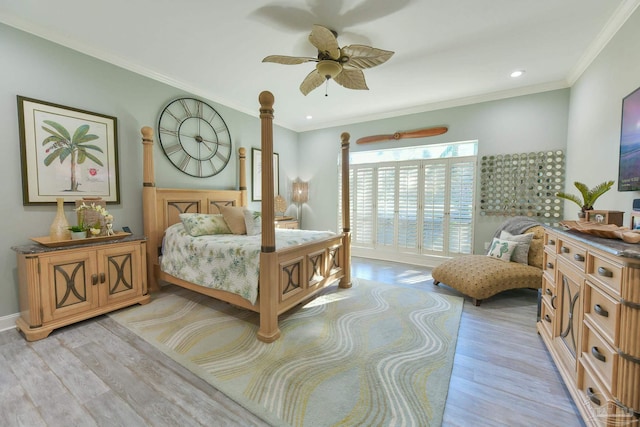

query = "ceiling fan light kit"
[316,60,342,79]
[262,24,394,95]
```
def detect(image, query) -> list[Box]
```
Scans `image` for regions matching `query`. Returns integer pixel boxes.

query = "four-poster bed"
[141,91,352,342]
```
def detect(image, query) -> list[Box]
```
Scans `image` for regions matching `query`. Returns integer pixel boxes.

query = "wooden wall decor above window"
[356,126,448,144]
[479,150,565,223]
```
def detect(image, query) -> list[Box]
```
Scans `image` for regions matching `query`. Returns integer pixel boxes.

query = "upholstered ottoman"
[432,224,544,305]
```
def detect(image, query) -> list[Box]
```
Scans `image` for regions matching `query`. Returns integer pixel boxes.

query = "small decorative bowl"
[89,227,101,236]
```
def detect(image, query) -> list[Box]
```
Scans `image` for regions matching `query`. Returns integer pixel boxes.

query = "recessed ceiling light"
[306,115,313,120]
[510,70,525,78]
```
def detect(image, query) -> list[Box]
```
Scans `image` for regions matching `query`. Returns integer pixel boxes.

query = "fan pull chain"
[325,79,329,97]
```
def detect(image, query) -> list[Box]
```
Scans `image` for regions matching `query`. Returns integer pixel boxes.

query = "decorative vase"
[49,198,71,241]
[578,211,587,222]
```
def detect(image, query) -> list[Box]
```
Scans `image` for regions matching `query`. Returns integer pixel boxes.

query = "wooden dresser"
[539,227,640,426]
[12,235,150,341]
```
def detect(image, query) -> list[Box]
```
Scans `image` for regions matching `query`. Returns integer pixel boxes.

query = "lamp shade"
[292,181,309,204]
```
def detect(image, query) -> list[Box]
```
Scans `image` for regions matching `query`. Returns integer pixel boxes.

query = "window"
[342,141,477,264]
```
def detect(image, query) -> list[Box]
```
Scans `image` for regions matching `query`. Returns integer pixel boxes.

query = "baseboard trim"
[0,313,19,333]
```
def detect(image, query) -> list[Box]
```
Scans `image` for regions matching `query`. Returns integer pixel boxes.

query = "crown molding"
[567,0,640,85]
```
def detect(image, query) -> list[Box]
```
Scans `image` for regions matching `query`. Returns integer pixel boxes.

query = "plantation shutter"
[422,161,447,253]
[352,167,374,247]
[397,163,420,250]
[376,166,396,247]
[448,159,475,254]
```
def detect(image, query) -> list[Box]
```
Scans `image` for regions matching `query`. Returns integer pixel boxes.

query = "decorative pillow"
[179,213,231,237]
[220,205,247,235]
[244,209,262,236]
[499,230,534,265]
[487,237,517,262]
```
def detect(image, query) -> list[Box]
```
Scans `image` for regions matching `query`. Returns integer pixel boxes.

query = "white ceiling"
[1,0,638,132]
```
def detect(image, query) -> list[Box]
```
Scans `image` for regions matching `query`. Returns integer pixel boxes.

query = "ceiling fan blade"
[356,127,449,144]
[308,25,340,60]
[300,70,326,95]
[333,68,368,90]
[341,44,394,69]
[262,55,318,65]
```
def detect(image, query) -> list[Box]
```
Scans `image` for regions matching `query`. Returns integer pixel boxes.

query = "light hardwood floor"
[0,257,583,427]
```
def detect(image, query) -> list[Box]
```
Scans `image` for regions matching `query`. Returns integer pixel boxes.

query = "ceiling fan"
[356,126,448,144]
[262,24,394,95]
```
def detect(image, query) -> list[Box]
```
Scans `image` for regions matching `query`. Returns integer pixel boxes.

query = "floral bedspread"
[160,223,336,304]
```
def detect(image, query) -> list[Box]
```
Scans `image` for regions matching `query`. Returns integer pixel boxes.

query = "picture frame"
[251,147,279,201]
[618,85,640,191]
[17,96,120,205]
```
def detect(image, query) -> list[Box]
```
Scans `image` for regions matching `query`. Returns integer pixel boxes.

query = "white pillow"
[499,230,533,264]
[487,237,517,262]
[244,210,262,236]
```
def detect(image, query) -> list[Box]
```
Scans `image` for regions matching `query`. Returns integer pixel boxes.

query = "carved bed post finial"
[340,132,352,289]
[141,126,159,292]
[141,126,155,187]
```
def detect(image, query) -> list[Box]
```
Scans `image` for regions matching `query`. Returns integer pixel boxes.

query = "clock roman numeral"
[178,154,191,172]
[164,144,182,155]
[195,100,203,119]
[159,127,178,137]
[179,99,191,117]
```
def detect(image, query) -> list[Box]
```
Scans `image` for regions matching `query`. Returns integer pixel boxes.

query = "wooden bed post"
[257,91,280,342]
[238,147,248,206]
[141,126,160,292]
[340,132,352,289]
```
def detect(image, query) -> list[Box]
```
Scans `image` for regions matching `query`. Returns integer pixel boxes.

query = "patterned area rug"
[110,279,463,427]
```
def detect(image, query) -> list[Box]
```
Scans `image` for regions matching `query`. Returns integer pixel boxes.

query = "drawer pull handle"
[587,388,601,406]
[597,267,613,278]
[591,346,606,363]
[574,254,585,262]
[594,304,609,317]
[546,262,554,269]
[551,295,557,309]
[91,274,98,286]
[561,246,570,253]
[549,239,555,245]
[100,273,106,283]
[544,314,552,323]
[545,288,552,295]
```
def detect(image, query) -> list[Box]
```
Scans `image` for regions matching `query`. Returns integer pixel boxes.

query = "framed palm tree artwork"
[17,96,120,205]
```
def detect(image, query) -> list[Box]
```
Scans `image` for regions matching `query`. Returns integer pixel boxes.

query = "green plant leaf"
[43,120,71,140]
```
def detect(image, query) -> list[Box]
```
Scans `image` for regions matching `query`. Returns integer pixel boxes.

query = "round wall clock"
[157,97,232,177]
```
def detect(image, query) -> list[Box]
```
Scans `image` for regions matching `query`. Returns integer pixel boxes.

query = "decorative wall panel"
[479,150,565,223]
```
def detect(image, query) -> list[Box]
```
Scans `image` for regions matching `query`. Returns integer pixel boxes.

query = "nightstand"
[275,219,299,229]
[12,235,150,341]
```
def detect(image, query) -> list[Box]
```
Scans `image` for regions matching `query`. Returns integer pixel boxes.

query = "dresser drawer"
[557,238,587,273]
[582,322,618,394]
[583,281,620,346]
[539,299,555,339]
[543,249,556,282]
[587,253,623,297]
[544,232,558,253]
[541,275,556,310]
[578,360,615,427]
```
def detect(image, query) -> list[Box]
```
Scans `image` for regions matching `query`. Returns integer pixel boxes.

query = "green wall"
[0,23,298,320]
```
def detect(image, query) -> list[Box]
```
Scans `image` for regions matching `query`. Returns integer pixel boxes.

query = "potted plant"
[68,225,87,240]
[556,180,615,219]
